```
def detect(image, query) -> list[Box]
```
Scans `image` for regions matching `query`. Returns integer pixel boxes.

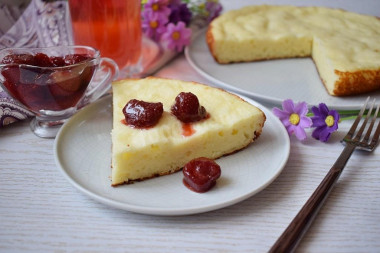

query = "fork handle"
[269,144,356,253]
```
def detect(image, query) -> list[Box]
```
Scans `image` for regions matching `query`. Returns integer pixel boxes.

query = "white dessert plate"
[54,94,290,216]
[185,30,380,111]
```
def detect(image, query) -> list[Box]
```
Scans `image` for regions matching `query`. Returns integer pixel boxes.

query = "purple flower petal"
[272,107,289,120]
[311,126,323,140]
[282,99,295,114]
[294,101,308,116]
[286,124,296,135]
[273,99,312,140]
[206,1,223,22]
[161,21,192,51]
[142,8,169,41]
[329,110,340,130]
[169,0,182,4]
[144,0,171,21]
[168,2,192,25]
[294,126,307,141]
[311,106,323,118]
[299,116,312,128]
[318,103,329,117]
[281,118,291,127]
[310,103,339,142]
[311,116,325,127]
[319,127,332,142]
[330,110,339,119]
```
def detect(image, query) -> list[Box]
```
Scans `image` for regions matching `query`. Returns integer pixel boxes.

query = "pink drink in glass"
[69,0,142,74]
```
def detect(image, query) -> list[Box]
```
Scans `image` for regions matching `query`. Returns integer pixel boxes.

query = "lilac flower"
[205,1,223,22]
[143,0,171,21]
[142,10,168,41]
[168,2,192,25]
[161,21,192,52]
[311,103,339,142]
[168,0,182,4]
[272,99,312,141]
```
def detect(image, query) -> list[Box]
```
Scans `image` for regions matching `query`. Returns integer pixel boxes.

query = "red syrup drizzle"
[182,123,195,137]
[181,113,210,137]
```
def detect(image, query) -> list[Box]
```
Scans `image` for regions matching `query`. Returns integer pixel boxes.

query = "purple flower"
[311,103,339,142]
[205,1,223,22]
[168,0,182,4]
[161,21,192,52]
[168,2,192,25]
[142,10,168,41]
[272,99,312,141]
[143,0,171,21]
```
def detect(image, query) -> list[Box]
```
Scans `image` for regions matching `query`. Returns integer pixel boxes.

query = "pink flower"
[272,99,312,141]
[143,0,171,21]
[142,10,168,41]
[161,21,192,52]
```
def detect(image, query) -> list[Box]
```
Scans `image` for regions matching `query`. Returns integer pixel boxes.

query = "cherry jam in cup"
[0,46,119,138]
[1,52,95,112]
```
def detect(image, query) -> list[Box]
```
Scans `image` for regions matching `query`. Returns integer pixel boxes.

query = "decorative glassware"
[0,45,119,138]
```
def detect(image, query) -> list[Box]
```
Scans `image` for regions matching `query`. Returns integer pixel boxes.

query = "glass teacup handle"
[77,57,119,109]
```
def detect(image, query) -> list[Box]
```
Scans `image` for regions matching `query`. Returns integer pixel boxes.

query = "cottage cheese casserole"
[111,77,266,186]
[206,5,380,96]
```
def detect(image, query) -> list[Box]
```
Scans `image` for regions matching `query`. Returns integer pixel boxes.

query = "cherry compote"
[171,92,207,123]
[122,99,163,128]
[0,52,95,112]
[183,157,221,193]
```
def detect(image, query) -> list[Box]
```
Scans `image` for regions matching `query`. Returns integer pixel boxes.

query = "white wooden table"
[1,1,380,252]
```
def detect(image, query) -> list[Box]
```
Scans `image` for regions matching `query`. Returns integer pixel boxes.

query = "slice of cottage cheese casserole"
[111,77,265,186]
[207,5,380,96]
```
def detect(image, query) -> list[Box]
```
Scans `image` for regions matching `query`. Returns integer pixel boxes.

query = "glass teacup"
[0,45,119,138]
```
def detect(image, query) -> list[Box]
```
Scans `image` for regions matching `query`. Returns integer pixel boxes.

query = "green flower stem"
[339,115,358,121]
[307,109,379,123]
[307,110,359,117]
[337,110,360,115]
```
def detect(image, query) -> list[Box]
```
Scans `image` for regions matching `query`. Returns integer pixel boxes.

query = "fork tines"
[343,97,380,151]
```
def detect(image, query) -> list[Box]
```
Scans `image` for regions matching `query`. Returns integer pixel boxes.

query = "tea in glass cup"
[68,0,142,78]
[0,45,119,138]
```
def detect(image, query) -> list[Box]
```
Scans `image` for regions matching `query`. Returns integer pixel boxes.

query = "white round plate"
[54,95,290,216]
[185,30,380,111]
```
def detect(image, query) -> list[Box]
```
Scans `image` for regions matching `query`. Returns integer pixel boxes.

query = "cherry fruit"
[171,92,207,123]
[122,99,164,128]
[183,157,221,193]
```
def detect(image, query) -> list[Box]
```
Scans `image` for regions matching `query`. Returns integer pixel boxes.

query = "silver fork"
[269,97,380,253]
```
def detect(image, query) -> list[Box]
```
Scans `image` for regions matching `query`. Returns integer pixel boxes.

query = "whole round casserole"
[206,5,380,96]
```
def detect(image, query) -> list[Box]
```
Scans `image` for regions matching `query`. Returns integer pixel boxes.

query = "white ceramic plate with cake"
[54,94,290,216]
[185,29,380,111]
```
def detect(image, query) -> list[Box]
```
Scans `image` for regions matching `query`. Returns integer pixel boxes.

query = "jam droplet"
[171,92,207,123]
[182,123,195,137]
[122,99,163,128]
[183,157,221,193]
